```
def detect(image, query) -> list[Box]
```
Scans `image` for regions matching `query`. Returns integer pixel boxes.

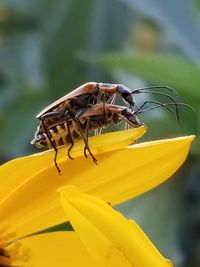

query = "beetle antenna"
[135,100,179,123]
[131,86,179,97]
[131,87,180,123]
[136,102,194,125]
[136,102,194,113]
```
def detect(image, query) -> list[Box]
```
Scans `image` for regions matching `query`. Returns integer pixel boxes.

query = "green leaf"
[90,53,200,101]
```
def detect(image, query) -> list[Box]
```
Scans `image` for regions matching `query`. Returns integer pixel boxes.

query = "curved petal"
[0,128,145,240]
[0,127,145,200]
[6,232,97,267]
[59,186,173,267]
[0,133,194,241]
[90,135,195,204]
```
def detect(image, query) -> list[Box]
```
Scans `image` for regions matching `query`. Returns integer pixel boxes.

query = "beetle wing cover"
[36,82,97,118]
[80,104,105,119]
[80,104,126,119]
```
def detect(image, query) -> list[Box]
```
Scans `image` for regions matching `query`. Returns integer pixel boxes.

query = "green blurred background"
[0,0,199,266]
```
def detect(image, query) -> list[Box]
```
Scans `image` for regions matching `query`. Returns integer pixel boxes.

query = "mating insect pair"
[31,82,188,174]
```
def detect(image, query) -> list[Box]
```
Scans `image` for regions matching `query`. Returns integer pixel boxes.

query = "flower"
[0,127,194,266]
[59,185,173,267]
[0,127,145,266]
[4,231,96,266]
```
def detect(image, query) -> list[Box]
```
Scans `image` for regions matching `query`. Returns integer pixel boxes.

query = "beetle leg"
[74,112,97,165]
[65,111,74,160]
[110,94,117,104]
[94,129,99,136]
[98,127,103,135]
[125,121,129,130]
[83,118,90,158]
[101,94,108,125]
[40,111,65,175]
[93,83,100,104]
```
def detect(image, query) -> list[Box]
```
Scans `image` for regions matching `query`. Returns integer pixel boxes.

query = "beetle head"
[117,84,135,107]
[121,108,141,127]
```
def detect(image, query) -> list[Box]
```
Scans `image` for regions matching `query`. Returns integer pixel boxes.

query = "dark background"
[0,1,199,266]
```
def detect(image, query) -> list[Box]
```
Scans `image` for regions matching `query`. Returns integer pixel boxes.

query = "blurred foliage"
[87,53,200,152]
[90,53,200,101]
[0,0,199,267]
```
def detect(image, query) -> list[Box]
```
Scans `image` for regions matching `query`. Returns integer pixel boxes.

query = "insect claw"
[84,147,88,159]
[93,157,98,165]
[67,141,74,160]
[55,163,62,175]
[53,150,62,175]
[67,151,74,160]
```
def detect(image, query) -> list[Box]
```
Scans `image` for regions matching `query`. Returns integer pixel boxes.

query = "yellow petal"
[59,186,173,267]
[0,127,145,201]
[6,231,97,267]
[90,135,195,204]
[0,128,145,240]
[0,133,194,240]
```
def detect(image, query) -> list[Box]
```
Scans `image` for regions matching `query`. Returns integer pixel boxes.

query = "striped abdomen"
[32,122,81,149]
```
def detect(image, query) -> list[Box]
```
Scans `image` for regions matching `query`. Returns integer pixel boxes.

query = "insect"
[36,82,180,116]
[31,82,186,173]
[31,103,143,173]
[32,96,190,174]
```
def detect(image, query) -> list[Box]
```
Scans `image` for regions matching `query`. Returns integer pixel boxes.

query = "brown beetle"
[31,103,144,173]
[36,82,133,119]
[32,82,185,173]
[34,82,179,152]
[33,82,137,172]
[32,96,190,174]
[36,82,179,118]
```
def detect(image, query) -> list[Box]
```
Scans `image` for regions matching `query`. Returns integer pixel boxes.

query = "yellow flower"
[0,127,145,266]
[0,127,194,266]
[59,185,173,267]
[5,232,97,266]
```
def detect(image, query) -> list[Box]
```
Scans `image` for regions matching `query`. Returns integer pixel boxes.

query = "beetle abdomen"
[33,122,81,149]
